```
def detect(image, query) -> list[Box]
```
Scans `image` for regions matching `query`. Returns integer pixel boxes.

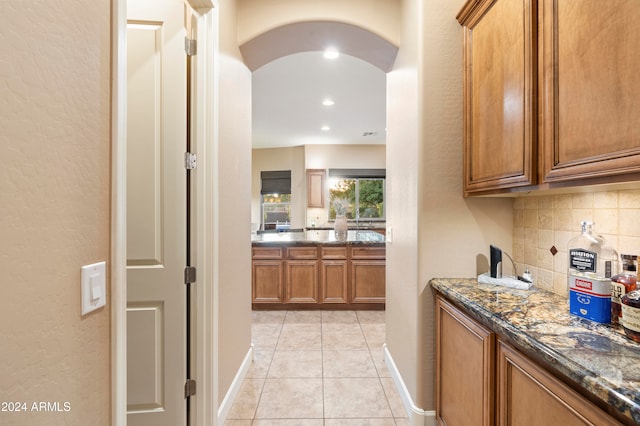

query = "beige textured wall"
[513,189,640,297]
[252,147,306,228]
[0,0,111,424]
[237,0,401,46]
[251,145,386,228]
[217,0,254,406]
[385,0,513,414]
[304,144,385,170]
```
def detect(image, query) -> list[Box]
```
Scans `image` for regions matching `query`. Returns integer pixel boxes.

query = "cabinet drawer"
[351,246,386,259]
[286,246,318,260]
[252,247,282,260]
[321,246,348,259]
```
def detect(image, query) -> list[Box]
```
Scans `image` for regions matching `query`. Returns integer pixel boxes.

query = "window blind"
[328,168,386,178]
[260,170,291,194]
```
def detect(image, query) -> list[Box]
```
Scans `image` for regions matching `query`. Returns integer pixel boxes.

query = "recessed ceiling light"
[321,125,331,131]
[322,99,334,106]
[323,49,340,59]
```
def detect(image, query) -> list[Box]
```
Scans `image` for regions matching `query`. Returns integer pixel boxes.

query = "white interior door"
[125,0,187,424]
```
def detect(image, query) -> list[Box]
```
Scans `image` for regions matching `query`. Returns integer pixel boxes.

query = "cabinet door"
[350,260,385,303]
[497,339,622,426]
[285,260,318,303]
[436,297,494,426]
[320,260,349,304]
[457,0,537,194]
[307,169,325,208]
[541,0,640,183]
[252,260,283,303]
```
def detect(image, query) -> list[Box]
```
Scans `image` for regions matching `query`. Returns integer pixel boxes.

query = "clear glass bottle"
[611,254,638,325]
[567,221,618,323]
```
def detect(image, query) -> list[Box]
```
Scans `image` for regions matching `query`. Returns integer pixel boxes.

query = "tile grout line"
[253,312,284,422]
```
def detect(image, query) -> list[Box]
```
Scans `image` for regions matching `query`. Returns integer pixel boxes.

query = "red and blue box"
[569,274,611,324]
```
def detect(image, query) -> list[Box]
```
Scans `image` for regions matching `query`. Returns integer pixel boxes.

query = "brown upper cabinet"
[458,0,640,196]
[306,169,325,208]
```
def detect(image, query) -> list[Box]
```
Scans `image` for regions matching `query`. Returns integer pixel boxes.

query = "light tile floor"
[225,310,409,425]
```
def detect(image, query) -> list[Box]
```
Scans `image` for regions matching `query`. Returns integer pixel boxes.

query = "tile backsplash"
[513,189,640,296]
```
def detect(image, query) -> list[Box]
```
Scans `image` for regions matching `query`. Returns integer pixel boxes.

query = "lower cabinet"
[435,295,622,426]
[497,340,621,426]
[252,260,283,304]
[252,244,385,308]
[285,260,318,303]
[436,296,495,426]
[351,246,386,304]
[351,260,385,303]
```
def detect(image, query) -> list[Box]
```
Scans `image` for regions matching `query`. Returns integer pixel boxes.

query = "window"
[261,170,291,229]
[328,169,385,221]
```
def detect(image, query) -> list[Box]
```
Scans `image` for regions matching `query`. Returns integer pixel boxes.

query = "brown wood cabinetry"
[306,169,325,208]
[457,0,640,195]
[497,339,622,426]
[457,0,537,194]
[252,247,284,304]
[351,247,386,304]
[251,244,385,309]
[540,0,640,183]
[320,247,349,304]
[436,296,495,426]
[435,295,621,426]
[285,247,319,304]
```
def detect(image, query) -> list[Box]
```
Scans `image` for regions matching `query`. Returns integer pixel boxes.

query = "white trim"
[111,0,127,422]
[191,4,216,426]
[217,345,255,425]
[383,344,436,426]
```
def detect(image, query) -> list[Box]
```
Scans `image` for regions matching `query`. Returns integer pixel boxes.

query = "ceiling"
[252,51,387,149]
[244,21,398,150]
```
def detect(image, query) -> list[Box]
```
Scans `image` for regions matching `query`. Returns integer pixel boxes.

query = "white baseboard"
[383,344,436,426]
[217,344,254,424]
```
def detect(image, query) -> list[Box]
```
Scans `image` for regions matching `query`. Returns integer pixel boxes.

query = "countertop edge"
[252,240,386,247]
[430,278,640,426]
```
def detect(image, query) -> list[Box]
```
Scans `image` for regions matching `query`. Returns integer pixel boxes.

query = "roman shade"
[260,170,291,194]
[328,168,386,178]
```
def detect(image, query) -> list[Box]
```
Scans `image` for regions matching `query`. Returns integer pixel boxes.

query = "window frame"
[328,169,386,222]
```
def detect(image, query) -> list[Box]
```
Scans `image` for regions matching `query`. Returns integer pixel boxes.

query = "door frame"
[110,1,217,425]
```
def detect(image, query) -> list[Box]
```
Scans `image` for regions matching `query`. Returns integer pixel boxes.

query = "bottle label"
[612,282,626,304]
[621,304,640,333]
[569,249,596,272]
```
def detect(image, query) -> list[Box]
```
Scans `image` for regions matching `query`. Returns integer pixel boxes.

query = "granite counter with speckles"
[430,278,640,425]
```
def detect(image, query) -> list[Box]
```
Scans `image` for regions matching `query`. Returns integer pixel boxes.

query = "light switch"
[90,275,102,300]
[81,261,106,315]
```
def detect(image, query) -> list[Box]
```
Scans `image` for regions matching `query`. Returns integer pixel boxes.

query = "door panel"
[127,23,164,267]
[126,0,186,424]
[127,302,164,410]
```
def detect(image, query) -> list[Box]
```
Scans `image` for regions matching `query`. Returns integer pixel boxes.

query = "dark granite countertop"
[305,225,386,231]
[430,278,640,425]
[251,229,385,246]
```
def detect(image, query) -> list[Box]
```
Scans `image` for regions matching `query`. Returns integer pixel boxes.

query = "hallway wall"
[0,0,112,424]
[385,0,513,417]
[216,0,254,407]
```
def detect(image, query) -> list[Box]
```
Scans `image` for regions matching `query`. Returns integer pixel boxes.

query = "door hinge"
[184,152,197,170]
[184,266,196,285]
[184,379,196,398]
[185,37,197,56]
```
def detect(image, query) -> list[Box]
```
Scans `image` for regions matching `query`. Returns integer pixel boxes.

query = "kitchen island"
[431,278,640,426]
[252,230,385,310]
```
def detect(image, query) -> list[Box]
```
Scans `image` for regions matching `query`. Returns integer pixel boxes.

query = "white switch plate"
[81,261,106,315]
[386,226,393,244]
